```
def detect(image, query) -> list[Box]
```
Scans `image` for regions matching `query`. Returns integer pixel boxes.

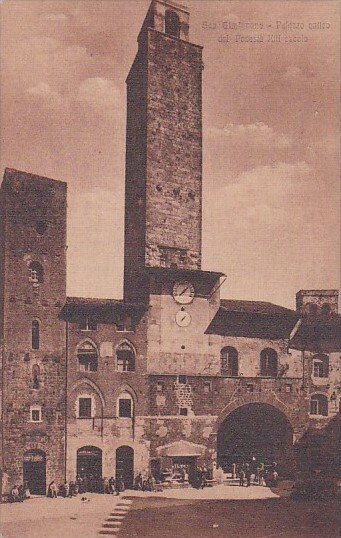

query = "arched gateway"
[217,403,295,475]
[23,449,46,495]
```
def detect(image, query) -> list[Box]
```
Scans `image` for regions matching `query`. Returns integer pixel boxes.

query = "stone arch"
[76,339,99,372]
[115,383,138,404]
[115,340,136,372]
[76,338,99,354]
[217,401,296,475]
[216,392,296,432]
[116,384,138,419]
[69,378,106,409]
[23,448,46,495]
[114,338,137,355]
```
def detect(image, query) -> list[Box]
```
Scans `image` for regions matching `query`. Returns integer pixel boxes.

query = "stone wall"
[145,29,203,270]
[0,169,67,492]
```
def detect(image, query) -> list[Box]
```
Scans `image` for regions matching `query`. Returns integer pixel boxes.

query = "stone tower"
[0,168,67,494]
[124,0,203,301]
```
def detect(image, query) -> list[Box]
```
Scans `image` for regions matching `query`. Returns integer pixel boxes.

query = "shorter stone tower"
[296,290,339,316]
[0,168,67,495]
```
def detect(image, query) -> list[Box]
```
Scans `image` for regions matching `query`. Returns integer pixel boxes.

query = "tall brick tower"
[0,168,67,495]
[124,0,203,301]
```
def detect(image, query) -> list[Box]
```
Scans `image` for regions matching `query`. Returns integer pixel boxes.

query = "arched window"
[313,354,329,378]
[220,347,238,377]
[260,348,278,377]
[304,302,318,316]
[32,320,40,350]
[28,262,44,284]
[310,394,328,416]
[77,341,98,372]
[117,391,133,418]
[32,364,40,389]
[116,342,135,372]
[321,303,331,316]
[165,10,181,38]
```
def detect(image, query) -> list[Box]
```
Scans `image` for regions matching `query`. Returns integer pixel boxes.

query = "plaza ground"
[1,485,340,538]
[0,492,123,538]
[119,494,341,538]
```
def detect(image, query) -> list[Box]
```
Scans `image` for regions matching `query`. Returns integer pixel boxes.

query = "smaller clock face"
[175,310,192,327]
[172,281,195,304]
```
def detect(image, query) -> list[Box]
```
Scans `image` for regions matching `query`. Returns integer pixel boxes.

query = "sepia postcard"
[0,1,340,537]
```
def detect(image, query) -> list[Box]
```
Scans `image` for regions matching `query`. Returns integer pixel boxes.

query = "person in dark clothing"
[109,477,115,494]
[244,464,252,487]
[18,484,24,502]
[239,467,245,486]
[68,481,76,497]
[134,473,143,490]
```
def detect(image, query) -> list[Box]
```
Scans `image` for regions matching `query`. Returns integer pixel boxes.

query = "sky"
[0,0,340,308]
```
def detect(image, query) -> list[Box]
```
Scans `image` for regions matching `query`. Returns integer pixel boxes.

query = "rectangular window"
[178,375,187,384]
[313,361,328,378]
[116,316,134,332]
[78,355,98,372]
[78,397,92,418]
[156,382,164,392]
[246,383,254,393]
[204,381,212,394]
[310,399,319,415]
[79,318,97,331]
[32,320,40,350]
[179,407,188,416]
[30,407,41,422]
[119,398,132,418]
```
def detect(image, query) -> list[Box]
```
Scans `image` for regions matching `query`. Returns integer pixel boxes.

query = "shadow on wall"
[296,413,341,475]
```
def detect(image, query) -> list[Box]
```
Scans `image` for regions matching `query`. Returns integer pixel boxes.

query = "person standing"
[109,476,115,494]
[49,481,58,498]
[244,463,252,487]
[257,463,265,486]
[23,482,31,499]
[239,466,245,486]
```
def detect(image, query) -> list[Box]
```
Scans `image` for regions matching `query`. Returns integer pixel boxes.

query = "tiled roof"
[60,297,147,321]
[220,299,298,317]
[290,314,341,351]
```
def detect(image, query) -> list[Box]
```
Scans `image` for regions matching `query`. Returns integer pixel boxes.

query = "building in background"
[1,0,340,495]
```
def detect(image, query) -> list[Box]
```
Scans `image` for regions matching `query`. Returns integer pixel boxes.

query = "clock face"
[175,310,192,327]
[172,281,195,304]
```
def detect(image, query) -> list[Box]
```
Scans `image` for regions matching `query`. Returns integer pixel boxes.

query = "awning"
[156,440,206,458]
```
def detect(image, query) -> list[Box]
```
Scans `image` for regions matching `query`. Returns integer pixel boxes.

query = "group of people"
[46,475,125,498]
[133,465,211,491]
[9,483,31,502]
[133,473,157,491]
[236,460,279,487]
